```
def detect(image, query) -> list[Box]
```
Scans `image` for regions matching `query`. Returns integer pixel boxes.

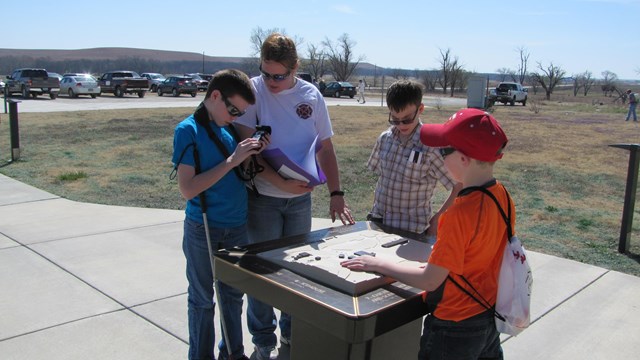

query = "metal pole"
[609,143,640,253]
[4,84,7,114]
[381,75,385,107]
[9,100,20,161]
[192,145,234,358]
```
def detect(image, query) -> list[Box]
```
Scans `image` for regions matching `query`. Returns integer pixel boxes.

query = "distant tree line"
[0,55,255,77]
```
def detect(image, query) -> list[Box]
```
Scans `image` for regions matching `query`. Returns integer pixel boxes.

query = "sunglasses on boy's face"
[439,147,457,158]
[388,107,420,126]
[259,65,291,82]
[222,96,246,117]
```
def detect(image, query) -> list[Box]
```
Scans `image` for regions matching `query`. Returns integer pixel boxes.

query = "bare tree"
[530,62,566,100]
[580,71,595,96]
[437,48,458,94]
[449,58,466,97]
[249,27,303,57]
[528,73,540,95]
[321,33,364,81]
[571,74,582,96]
[247,27,286,73]
[421,69,438,92]
[302,43,326,82]
[516,46,530,85]
[496,67,512,82]
[600,70,618,97]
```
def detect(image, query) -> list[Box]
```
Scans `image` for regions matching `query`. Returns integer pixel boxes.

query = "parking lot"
[3,90,467,113]
[2,91,370,113]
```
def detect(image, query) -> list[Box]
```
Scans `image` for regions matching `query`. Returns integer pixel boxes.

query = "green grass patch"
[56,171,88,182]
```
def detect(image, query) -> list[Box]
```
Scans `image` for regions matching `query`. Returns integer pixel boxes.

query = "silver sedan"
[60,75,101,98]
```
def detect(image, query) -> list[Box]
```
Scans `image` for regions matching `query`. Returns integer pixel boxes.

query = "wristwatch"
[330,190,345,197]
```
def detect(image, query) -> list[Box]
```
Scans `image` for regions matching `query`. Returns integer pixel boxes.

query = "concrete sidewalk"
[1,173,639,359]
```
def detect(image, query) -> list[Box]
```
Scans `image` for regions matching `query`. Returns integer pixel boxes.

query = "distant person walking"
[626,89,637,122]
[357,79,366,104]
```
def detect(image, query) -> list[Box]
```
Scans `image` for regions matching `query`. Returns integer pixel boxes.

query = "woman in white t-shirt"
[234,33,355,360]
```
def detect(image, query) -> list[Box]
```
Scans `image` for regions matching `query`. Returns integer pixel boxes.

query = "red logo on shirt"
[296,103,313,119]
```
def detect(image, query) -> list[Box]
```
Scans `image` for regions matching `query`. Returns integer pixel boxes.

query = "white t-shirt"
[236,76,334,198]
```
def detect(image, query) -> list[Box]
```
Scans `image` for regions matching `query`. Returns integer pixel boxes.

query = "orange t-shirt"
[428,181,516,321]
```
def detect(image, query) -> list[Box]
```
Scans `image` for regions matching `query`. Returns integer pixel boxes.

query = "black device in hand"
[252,125,272,141]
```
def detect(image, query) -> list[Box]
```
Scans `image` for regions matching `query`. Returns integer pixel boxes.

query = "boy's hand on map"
[340,255,381,272]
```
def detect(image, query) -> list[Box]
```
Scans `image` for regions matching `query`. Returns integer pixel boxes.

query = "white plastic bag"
[495,235,533,336]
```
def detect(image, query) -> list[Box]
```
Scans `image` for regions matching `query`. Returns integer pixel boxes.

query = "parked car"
[184,73,209,91]
[63,73,90,77]
[488,82,528,106]
[157,76,197,97]
[60,74,100,98]
[297,72,313,83]
[140,72,166,92]
[48,72,63,82]
[198,73,213,82]
[321,81,356,98]
[5,68,60,99]
[97,71,148,98]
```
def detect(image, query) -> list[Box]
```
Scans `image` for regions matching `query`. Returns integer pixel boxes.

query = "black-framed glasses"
[439,147,456,158]
[222,96,245,117]
[259,65,291,82]
[388,107,420,126]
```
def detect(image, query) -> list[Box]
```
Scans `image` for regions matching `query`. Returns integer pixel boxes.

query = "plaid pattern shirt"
[367,124,455,234]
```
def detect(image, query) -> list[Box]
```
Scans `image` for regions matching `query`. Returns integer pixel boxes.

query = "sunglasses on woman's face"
[259,65,291,82]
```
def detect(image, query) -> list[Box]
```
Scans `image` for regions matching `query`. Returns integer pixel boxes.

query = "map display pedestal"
[213,221,432,360]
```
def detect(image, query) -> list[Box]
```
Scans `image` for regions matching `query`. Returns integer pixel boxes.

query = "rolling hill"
[0,47,247,63]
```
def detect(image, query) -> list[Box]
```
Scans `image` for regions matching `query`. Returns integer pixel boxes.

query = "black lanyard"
[193,103,261,195]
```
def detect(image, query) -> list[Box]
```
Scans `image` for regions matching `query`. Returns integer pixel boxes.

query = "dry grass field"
[1,87,640,276]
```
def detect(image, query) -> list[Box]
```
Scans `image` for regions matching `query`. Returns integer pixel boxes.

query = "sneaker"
[218,350,249,360]
[254,345,278,360]
[218,354,249,360]
[280,335,291,346]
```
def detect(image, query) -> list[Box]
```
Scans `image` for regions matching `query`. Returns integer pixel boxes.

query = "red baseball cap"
[420,108,508,162]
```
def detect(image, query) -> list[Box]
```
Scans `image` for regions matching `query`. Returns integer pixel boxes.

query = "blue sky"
[5,0,638,79]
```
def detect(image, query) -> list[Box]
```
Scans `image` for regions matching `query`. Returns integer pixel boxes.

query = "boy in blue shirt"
[172,69,267,360]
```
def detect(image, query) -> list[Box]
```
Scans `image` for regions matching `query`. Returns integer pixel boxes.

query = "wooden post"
[609,144,640,253]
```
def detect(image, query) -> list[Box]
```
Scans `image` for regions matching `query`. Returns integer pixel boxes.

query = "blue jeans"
[183,218,249,360]
[627,103,637,121]
[245,191,312,348]
[418,310,503,360]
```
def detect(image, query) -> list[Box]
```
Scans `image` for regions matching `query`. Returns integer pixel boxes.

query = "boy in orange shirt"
[342,108,512,360]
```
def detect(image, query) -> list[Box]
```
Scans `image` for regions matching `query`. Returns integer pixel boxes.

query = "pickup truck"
[488,82,528,106]
[97,71,149,98]
[5,68,60,99]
